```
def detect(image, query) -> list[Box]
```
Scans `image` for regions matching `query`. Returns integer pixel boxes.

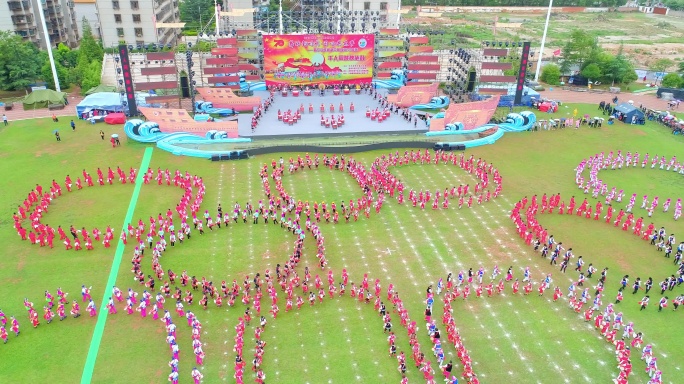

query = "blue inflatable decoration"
[194,101,237,117]
[411,96,450,111]
[425,111,537,149]
[124,119,251,159]
[371,70,407,89]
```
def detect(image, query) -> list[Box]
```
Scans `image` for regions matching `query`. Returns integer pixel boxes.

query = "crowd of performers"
[261,153,384,223]
[511,196,667,383]
[511,192,684,309]
[11,167,203,252]
[12,167,136,249]
[228,268,444,384]
[251,83,425,133]
[0,286,97,344]
[369,150,503,210]
[576,151,684,220]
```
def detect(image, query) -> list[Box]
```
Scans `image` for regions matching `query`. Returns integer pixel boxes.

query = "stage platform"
[237,90,428,139]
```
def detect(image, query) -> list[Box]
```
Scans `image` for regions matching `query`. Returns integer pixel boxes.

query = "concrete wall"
[74,2,100,39]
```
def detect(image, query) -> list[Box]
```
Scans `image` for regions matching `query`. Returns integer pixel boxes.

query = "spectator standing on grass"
[2,114,7,126]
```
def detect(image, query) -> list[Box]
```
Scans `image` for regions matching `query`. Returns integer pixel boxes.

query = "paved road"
[2,94,83,122]
[539,88,675,112]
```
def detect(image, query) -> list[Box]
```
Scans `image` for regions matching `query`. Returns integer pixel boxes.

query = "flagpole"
[278,0,283,34]
[534,0,553,82]
[215,0,220,36]
[38,0,61,92]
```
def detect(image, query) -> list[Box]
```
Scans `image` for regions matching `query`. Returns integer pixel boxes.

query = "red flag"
[553,49,561,56]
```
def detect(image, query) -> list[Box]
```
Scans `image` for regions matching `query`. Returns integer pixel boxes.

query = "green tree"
[79,19,104,64]
[55,43,78,68]
[502,56,521,78]
[0,31,42,91]
[180,0,216,31]
[679,61,684,75]
[560,30,600,74]
[540,64,561,85]
[581,63,602,82]
[661,73,683,89]
[80,61,102,92]
[40,51,70,90]
[601,44,637,85]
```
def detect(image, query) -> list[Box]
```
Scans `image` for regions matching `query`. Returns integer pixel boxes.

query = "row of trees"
[0,19,103,92]
[659,0,684,11]
[661,62,684,88]
[541,30,639,86]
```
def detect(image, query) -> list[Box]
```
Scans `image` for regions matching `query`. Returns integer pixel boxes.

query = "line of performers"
[250,93,275,131]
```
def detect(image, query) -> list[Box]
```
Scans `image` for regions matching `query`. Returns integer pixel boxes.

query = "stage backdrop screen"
[263,34,374,87]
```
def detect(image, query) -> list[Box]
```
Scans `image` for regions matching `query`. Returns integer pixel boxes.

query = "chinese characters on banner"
[263,34,375,87]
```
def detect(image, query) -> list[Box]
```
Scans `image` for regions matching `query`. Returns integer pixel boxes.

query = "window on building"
[135,28,143,37]
[364,1,370,10]
[136,40,145,47]
[116,27,124,37]
[132,14,141,22]
[112,0,119,10]
[114,14,122,23]
[380,2,388,10]
[130,0,138,9]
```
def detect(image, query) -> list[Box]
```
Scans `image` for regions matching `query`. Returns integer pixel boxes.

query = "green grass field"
[0,106,683,384]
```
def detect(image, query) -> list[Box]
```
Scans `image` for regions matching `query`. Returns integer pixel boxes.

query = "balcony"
[16,28,37,37]
[12,15,33,24]
[8,1,30,11]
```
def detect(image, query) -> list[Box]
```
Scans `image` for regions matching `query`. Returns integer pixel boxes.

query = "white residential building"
[1,0,79,49]
[73,0,101,39]
[95,0,181,48]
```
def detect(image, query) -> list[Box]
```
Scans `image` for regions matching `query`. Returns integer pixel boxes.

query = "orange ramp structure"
[138,107,239,138]
[195,88,261,112]
[386,83,439,108]
[428,96,500,132]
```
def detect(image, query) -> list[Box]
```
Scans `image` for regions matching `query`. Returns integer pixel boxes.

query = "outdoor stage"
[236,90,429,139]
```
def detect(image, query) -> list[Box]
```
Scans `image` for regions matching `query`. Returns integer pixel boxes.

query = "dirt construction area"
[402,9,684,71]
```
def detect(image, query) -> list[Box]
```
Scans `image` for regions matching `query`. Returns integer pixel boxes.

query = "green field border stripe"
[80,146,154,384]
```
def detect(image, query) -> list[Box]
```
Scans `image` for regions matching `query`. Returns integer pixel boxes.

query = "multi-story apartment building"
[73,0,101,40]
[222,0,400,33]
[1,0,79,49]
[96,0,180,48]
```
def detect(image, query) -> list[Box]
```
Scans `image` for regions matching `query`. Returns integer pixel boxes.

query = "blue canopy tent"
[613,103,645,124]
[76,92,124,117]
